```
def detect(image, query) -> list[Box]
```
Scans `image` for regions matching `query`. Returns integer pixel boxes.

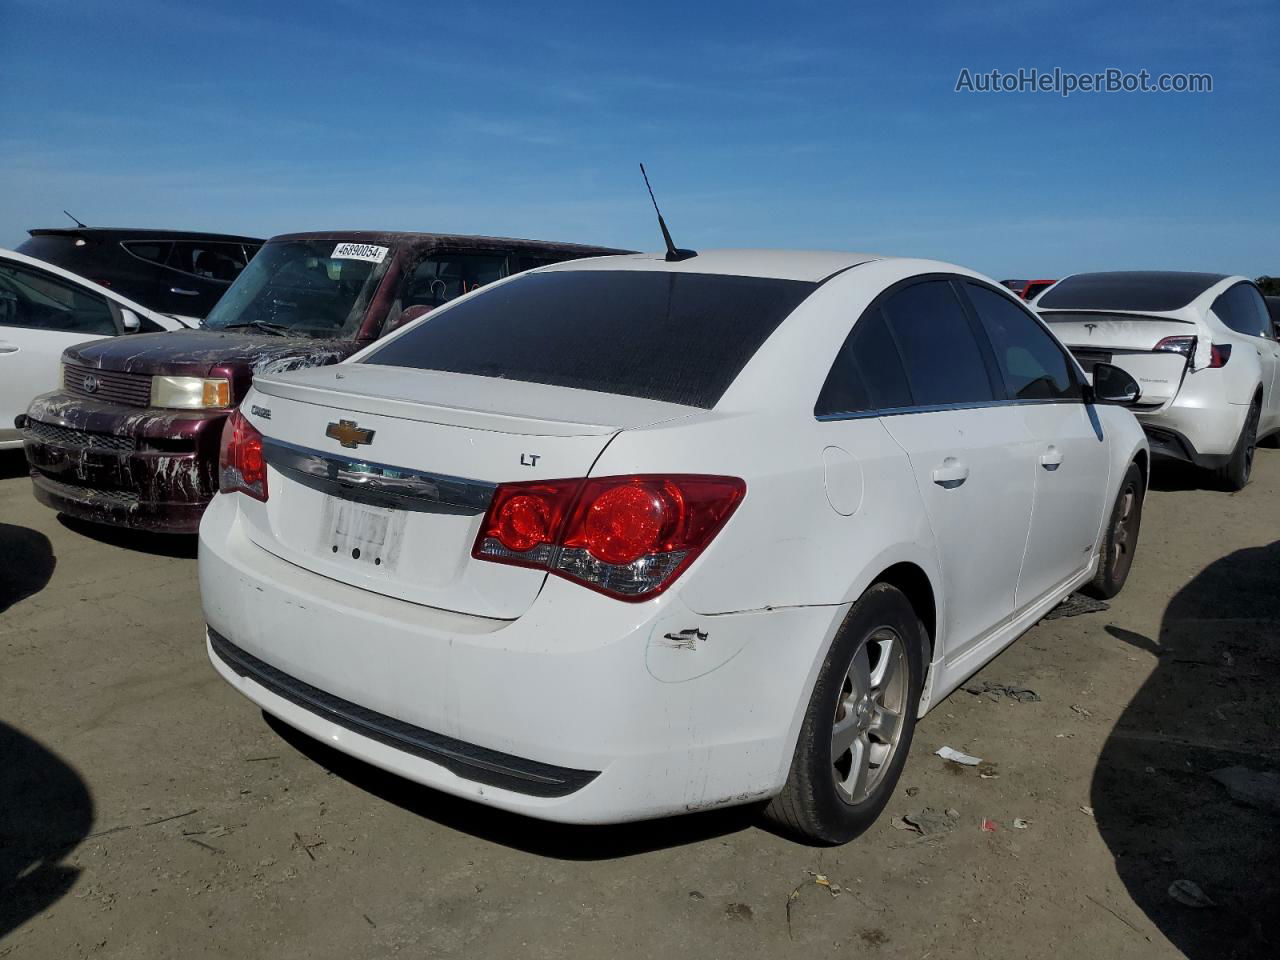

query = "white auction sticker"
[331,242,389,263]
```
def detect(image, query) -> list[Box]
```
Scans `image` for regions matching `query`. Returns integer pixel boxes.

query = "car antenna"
[639,164,696,262]
[63,210,88,228]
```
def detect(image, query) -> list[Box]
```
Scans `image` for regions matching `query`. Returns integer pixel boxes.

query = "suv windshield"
[203,239,391,338]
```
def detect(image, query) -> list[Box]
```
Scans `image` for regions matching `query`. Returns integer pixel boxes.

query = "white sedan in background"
[1036,271,1280,490]
[200,250,1148,843]
[0,248,192,449]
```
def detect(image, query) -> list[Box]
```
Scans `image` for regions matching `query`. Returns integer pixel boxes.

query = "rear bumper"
[21,392,228,534]
[1134,396,1245,466]
[199,493,840,824]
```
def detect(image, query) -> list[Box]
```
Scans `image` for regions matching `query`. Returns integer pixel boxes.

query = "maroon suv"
[20,231,627,533]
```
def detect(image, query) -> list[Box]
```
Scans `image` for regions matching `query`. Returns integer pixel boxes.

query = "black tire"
[1212,401,1260,492]
[1083,461,1144,600]
[765,583,924,844]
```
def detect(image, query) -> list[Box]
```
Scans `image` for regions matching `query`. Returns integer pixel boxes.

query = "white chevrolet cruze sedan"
[1036,271,1280,490]
[199,250,1148,843]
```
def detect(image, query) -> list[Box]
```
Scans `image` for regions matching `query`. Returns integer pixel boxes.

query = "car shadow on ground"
[56,515,197,559]
[0,523,55,614]
[1092,540,1280,958]
[0,722,94,939]
[263,713,763,859]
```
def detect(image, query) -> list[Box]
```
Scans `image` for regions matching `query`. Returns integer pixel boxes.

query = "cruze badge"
[326,419,375,449]
[82,374,100,394]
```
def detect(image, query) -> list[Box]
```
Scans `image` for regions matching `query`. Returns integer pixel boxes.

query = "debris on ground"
[1070,704,1092,718]
[1042,593,1110,620]
[961,680,1041,703]
[896,807,959,837]
[1080,805,1095,818]
[1168,879,1216,908]
[936,746,982,765]
[1210,766,1280,814]
[980,818,998,833]
[725,902,754,921]
[978,763,1000,779]
[785,873,841,939]
[1012,818,1031,829]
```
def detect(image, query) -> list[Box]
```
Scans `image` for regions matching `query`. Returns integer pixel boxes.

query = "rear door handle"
[931,458,969,489]
[0,342,18,355]
[170,287,200,296]
[1040,446,1064,471]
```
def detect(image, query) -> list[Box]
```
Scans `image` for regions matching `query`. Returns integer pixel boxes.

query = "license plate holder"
[319,496,406,572]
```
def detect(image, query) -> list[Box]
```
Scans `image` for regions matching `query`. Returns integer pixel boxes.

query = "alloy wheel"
[831,627,908,804]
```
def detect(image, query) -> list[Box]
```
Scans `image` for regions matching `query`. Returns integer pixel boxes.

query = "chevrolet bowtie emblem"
[325,419,375,448]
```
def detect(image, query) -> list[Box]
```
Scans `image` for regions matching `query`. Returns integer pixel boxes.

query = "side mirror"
[1088,362,1141,405]
[384,303,433,335]
[120,308,142,333]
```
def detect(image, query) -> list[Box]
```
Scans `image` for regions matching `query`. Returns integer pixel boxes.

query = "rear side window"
[1212,283,1271,338]
[170,242,248,282]
[965,283,1078,400]
[122,241,172,265]
[881,280,995,406]
[815,308,912,416]
[365,270,817,408]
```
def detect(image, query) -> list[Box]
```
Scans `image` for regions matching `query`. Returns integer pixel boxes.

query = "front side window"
[881,280,996,406]
[203,239,392,339]
[965,283,1078,400]
[0,261,117,335]
[815,308,912,416]
[1212,283,1271,338]
[365,270,817,408]
[403,253,510,310]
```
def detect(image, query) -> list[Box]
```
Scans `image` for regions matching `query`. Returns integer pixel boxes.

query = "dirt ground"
[2,447,1277,960]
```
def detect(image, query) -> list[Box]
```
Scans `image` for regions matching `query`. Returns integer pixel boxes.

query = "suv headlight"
[150,376,231,409]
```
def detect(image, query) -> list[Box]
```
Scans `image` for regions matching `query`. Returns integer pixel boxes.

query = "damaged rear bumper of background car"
[19,392,228,534]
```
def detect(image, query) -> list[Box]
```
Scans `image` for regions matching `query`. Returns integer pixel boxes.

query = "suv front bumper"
[21,392,229,534]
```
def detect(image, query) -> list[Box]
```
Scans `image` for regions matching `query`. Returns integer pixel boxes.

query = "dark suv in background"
[20,230,629,533]
[17,228,264,319]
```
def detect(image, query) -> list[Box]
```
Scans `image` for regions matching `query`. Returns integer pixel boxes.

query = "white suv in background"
[200,250,1148,843]
[1037,271,1280,490]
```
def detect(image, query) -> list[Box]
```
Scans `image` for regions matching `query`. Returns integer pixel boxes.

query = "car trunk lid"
[239,364,697,619]
[1040,310,1207,404]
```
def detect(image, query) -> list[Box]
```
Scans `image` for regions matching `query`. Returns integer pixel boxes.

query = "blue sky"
[1,0,1276,278]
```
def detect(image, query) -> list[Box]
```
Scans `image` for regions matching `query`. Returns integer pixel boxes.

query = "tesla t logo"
[82,374,100,394]
[1084,323,1098,335]
[325,419,375,448]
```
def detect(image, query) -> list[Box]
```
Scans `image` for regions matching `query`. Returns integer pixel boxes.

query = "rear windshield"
[363,269,817,408]
[203,239,391,338]
[1037,272,1227,312]
[1039,311,1185,324]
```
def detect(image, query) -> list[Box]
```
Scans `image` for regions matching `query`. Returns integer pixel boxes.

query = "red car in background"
[1001,278,1056,301]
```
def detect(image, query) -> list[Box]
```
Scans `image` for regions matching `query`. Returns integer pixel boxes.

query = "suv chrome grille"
[63,363,152,407]
[25,419,137,451]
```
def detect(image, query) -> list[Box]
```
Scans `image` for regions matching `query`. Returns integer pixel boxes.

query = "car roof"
[1037,270,1233,312]
[267,230,632,256]
[28,227,265,243]
[538,249,885,282]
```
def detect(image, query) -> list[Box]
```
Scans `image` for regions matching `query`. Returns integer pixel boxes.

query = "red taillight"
[1154,335,1196,359]
[1209,343,1232,368]
[218,409,268,501]
[473,474,745,601]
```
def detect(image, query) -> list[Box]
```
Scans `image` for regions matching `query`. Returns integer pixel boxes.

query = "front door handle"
[1040,446,1064,471]
[0,342,18,355]
[931,458,969,489]
[170,287,200,296]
